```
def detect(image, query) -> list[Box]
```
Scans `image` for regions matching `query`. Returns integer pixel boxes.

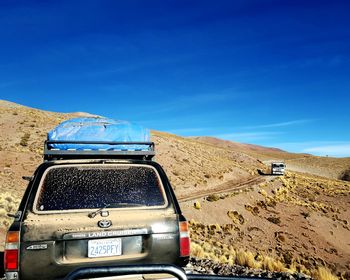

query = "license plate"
[88,238,122,258]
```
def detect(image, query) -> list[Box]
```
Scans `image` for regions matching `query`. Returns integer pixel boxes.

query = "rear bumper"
[63,264,270,280]
[5,271,19,280]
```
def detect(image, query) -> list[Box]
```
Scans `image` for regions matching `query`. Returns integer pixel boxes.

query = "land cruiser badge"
[98,220,112,228]
[27,244,48,250]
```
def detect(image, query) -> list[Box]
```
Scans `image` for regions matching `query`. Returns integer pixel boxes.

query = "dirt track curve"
[178,176,266,202]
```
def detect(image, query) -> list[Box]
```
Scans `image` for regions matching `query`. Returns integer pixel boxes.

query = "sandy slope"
[182,172,350,277]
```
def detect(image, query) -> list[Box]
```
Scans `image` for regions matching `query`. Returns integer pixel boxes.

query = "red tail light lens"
[4,249,18,270]
[179,221,190,257]
[4,231,19,271]
[180,235,190,256]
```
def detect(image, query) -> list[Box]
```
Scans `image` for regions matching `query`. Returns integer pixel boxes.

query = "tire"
[0,251,4,277]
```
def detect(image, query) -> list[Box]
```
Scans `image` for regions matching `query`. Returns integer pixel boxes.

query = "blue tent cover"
[47,118,151,151]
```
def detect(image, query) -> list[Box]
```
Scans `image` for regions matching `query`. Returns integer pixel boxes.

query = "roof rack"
[44,140,155,161]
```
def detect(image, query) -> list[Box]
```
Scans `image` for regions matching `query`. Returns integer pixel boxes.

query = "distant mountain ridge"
[193,136,350,181]
[192,136,287,154]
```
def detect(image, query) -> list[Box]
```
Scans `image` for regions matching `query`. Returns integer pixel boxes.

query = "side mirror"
[22,176,33,181]
[7,211,22,221]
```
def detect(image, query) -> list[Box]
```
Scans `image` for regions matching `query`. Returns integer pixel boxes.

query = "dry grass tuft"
[261,256,286,272]
[258,188,268,197]
[313,267,338,280]
[191,242,205,259]
[190,239,290,273]
[0,192,21,227]
[236,249,261,269]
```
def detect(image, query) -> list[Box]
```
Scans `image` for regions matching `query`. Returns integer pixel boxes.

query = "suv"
[271,162,286,175]
[4,141,190,280]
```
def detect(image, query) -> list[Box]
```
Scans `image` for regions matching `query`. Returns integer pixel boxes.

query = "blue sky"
[1,0,350,157]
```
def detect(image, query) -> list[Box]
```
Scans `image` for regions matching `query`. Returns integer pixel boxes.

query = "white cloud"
[243,119,315,129]
[271,141,350,157]
[303,144,350,157]
[258,119,314,128]
[214,131,281,142]
[147,92,236,115]
[166,127,209,135]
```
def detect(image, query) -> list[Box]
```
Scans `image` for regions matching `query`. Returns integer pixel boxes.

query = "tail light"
[179,221,190,257]
[4,231,20,271]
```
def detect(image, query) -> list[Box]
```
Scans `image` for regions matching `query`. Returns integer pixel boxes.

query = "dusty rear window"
[34,164,166,211]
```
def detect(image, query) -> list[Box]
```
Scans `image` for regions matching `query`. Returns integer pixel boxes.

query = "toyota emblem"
[98,220,112,228]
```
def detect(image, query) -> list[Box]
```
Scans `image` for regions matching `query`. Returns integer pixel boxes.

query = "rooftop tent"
[47,117,151,151]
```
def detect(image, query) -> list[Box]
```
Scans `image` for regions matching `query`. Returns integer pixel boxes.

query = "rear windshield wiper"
[88,202,148,218]
[88,203,110,218]
[115,203,146,208]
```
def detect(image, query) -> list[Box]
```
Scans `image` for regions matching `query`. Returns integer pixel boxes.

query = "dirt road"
[178,176,266,202]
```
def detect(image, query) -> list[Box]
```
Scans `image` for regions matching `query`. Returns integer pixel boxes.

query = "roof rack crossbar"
[46,140,154,147]
[44,140,155,161]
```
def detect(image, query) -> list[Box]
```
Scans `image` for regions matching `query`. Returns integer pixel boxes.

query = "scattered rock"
[267,216,281,225]
[189,258,311,280]
[207,194,220,202]
[194,201,201,210]
[275,231,287,242]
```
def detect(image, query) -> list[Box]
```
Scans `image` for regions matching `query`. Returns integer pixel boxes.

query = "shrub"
[301,211,310,219]
[339,169,350,182]
[227,210,245,224]
[207,194,220,202]
[20,133,30,146]
[245,204,260,215]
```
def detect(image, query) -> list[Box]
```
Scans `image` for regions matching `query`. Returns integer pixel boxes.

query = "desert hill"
[0,100,264,195]
[194,136,350,181]
[192,136,289,156]
[1,100,349,279]
[0,99,264,225]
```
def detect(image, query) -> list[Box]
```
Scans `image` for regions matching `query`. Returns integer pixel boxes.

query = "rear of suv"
[4,141,190,280]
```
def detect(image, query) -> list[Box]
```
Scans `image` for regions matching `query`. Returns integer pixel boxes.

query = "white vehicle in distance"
[271,162,286,175]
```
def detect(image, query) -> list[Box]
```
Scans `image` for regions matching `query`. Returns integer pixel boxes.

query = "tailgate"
[20,211,179,280]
